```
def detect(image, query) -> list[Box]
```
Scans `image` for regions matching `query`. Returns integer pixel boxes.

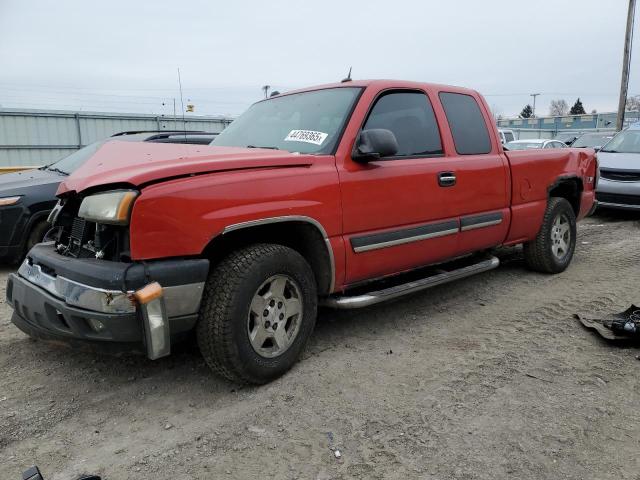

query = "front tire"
[197,244,317,384]
[523,197,577,273]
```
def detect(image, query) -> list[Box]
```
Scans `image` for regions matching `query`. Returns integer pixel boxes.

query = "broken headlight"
[78,189,138,225]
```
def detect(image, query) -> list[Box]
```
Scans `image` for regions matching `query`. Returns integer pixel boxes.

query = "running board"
[321,255,500,309]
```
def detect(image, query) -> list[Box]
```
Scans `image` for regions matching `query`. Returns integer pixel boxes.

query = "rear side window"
[363,91,443,157]
[439,92,492,155]
[504,132,514,142]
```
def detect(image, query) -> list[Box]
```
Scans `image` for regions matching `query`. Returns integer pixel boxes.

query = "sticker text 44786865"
[284,129,328,146]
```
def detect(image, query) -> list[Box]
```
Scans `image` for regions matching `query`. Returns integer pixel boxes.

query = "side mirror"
[352,129,399,161]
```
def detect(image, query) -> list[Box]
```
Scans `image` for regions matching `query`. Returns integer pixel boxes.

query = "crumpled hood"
[57,141,315,195]
[597,151,640,171]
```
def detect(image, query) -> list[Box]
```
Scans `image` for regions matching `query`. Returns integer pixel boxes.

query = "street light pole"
[530,93,540,118]
[616,0,636,131]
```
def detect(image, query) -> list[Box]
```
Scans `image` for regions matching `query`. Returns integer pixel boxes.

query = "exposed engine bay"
[46,196,131,262]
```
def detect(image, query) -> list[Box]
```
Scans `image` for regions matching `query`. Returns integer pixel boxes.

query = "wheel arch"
[548,176,583,215]
[201,216,335,295]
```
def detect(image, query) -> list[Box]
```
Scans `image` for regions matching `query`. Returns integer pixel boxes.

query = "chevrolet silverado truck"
[6,80,597,384]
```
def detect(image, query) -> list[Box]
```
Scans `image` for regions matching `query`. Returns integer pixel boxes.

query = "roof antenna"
[341,67,352,83]
[177,67,187,141]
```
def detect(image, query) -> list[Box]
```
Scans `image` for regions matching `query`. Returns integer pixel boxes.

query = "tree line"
[519,95,640,119]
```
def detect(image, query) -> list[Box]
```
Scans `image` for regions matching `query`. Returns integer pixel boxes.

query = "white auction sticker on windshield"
[284,130,328,146]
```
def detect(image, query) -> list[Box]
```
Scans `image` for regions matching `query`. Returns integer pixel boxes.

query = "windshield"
[573,133,614,148]
[600,130,640,153]
[46,141,106,174]
[505,141,543,150]
[211,87,362,154]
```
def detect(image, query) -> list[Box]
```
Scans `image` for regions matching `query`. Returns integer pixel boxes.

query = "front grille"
[600,169,640,182]
[596,192,640,206]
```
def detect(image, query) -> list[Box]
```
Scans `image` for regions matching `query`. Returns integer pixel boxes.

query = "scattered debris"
[247,425,266,435]
[575,305,640,341]
[524,373,553,383]
[164,423,174,430]
[334,449,342,459]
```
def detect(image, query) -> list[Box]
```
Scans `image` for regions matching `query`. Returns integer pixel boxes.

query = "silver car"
[596,124,640,210]
[505,139,567,150]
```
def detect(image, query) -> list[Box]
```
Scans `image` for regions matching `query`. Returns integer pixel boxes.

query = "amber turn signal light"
[133,282,163,304]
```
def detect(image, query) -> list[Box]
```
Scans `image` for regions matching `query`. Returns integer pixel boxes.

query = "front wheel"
[197,244,317,384]
[523,197,577,273]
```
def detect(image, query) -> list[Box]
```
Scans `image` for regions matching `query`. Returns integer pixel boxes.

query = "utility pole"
[530,93,540,118]
[617,0,636,131]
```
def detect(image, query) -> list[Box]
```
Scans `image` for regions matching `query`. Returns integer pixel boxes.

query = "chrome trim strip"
[222,215,336,293]
[353,227,458,253]
[17,261,205,316]
[18,261,135,314]
[321,256,500,309]
[163,283,205,317]
[460,219,502,232]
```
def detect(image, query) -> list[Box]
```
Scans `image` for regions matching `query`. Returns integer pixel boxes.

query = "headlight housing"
[0,195,21,206]
[78,189,138,225]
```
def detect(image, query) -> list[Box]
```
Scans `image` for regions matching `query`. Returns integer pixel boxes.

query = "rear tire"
[523,197,576,273]
[197,244,317,384]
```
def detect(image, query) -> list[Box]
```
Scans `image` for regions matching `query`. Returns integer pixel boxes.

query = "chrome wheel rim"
[551,213,571,260]
[247,274,303,358]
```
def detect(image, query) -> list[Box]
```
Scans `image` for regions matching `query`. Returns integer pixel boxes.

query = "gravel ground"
[1,210,639,480]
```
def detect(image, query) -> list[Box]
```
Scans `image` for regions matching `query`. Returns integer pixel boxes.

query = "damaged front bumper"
[6,243,209,359]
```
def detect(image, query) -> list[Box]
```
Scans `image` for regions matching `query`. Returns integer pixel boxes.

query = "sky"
[0,0,637,119]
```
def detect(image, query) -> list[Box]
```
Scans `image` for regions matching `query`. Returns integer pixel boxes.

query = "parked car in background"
[571,132,614,151]
[6,79,597,384]
[505,139,567,150]
[596,124,640,210]
[0,131,218,263]
[554,133,580,146]
[498,128,515,144]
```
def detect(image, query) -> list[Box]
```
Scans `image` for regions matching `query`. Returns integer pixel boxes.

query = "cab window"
[439,92,492,155]
[363,91,443,157]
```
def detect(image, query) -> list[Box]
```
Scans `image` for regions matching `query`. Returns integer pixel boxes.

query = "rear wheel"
[523,197,576,273]
[197,244,317,384]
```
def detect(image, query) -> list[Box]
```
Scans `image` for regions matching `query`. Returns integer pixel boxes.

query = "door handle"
[438,172,456,187]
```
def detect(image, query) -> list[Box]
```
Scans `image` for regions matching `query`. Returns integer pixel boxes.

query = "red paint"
[60,80,597,292]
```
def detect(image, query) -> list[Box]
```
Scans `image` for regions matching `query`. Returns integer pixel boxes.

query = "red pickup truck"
[7,80,597,384]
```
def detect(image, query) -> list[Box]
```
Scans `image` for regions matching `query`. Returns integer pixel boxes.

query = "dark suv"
[0,131,217,263]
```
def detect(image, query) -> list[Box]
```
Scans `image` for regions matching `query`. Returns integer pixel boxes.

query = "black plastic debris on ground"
[574,305,640,341]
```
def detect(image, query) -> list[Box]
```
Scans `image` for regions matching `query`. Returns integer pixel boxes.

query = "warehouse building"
[497,111,640,132]
[0,108,233,168]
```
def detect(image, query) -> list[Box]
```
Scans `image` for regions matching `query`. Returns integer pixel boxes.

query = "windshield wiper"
[47,167,69,176]
[600,149,618,153]
[246,145,279,150]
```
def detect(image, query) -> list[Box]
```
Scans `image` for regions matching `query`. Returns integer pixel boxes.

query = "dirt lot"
[1,211,639,480]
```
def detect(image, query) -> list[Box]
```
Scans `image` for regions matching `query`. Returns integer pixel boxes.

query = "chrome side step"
[321,255,500,309]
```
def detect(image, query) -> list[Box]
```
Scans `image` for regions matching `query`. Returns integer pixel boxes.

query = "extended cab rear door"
[436,90,511,256]
[336,85,510,286]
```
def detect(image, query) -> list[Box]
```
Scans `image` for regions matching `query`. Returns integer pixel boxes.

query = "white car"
[505,139,567,150]
[498,128,515,144]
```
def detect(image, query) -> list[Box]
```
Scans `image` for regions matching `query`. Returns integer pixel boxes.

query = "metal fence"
[0,108,234,167]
